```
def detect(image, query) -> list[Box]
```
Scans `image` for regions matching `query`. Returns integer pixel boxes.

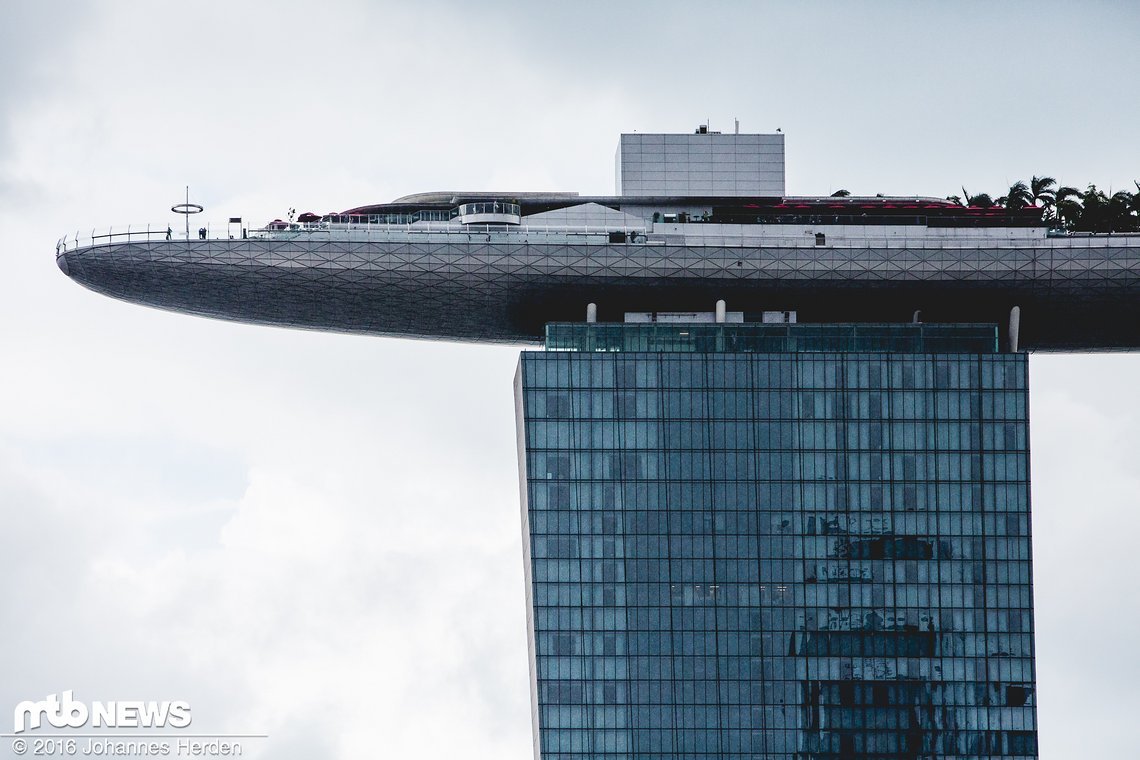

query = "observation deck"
[55,217,1140,352]
[454,201,522,225]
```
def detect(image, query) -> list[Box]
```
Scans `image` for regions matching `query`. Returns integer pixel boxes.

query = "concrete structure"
[55,209,1140,351]
[616,128,786,197]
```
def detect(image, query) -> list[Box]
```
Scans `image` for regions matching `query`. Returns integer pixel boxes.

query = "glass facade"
[515,324,1036,759]
[544,323,1000,355]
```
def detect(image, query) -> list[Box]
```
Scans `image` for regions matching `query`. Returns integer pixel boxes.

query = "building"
[57,127,1135,760]
[615,126,786,197]
[55,129,1140,351]
[516,323,1035,759]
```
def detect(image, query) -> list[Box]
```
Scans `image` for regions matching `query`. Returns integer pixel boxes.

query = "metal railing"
[56,222,257,254]
[54,222,637,254]
[56,219,1140,256]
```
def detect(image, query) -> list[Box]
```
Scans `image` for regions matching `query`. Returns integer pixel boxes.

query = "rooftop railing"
[54,221,643,254]
[56,219,1140,256]
[56,222,260,254]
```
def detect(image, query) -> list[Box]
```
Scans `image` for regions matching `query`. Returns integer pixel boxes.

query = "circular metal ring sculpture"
[172,189,204,240]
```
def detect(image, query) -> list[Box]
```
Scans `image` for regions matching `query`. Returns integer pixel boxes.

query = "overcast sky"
[2,1,1138,758]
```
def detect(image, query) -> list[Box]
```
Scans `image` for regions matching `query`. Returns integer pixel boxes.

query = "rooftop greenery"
[950,177,1140,232]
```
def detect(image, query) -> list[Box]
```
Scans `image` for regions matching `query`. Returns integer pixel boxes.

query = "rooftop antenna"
[172,185,203,241]
[734,118,739,135]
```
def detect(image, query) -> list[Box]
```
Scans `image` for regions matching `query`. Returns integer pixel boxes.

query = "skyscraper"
[516,323,1035,759]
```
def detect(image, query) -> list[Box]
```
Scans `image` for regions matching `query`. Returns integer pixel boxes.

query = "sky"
[1,0,1138,757]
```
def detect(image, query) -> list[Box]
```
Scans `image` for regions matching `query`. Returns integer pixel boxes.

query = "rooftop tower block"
[616,126,786,197]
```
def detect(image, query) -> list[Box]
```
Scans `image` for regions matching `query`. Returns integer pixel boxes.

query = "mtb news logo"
[13,691,192,733]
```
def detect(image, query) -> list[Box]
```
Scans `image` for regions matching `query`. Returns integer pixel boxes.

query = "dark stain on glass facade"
[515,324,1036,759]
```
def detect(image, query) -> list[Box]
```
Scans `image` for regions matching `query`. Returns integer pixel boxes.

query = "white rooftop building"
[615,125,785,197]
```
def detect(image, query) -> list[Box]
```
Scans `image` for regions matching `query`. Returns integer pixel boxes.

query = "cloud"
[1030,355,1140,759]
[0,1,95,197]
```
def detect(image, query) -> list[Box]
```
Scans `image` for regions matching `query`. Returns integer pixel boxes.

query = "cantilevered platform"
[56,224,1140,351]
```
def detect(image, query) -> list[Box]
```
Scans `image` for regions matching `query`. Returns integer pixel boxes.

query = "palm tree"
[1054,186,1083,230]
[1030,176,1056,205]
[961,187,995,208]
[997,180,1032,210]
[1030,176,1057,219]
[1077,184,1110,231]
[1108,190,1137,232]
